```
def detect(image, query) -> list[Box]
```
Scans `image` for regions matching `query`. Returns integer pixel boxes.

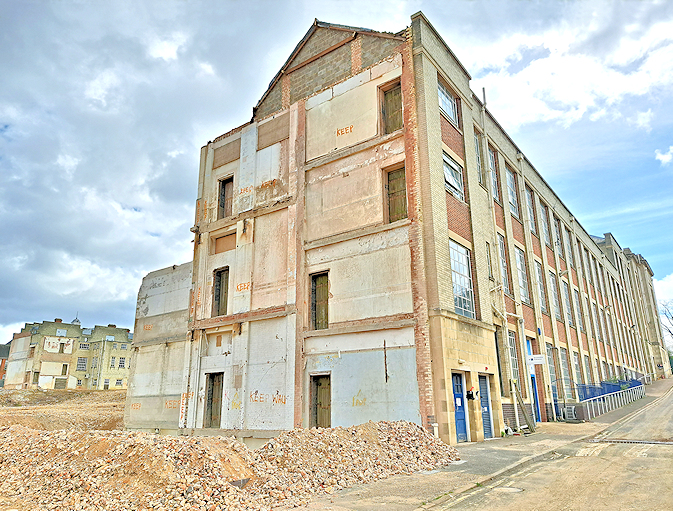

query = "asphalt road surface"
[437,387,673,511]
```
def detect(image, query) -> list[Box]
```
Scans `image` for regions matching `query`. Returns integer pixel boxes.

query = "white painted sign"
[527,354,545,365]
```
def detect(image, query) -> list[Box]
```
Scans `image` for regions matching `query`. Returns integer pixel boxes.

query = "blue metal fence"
[576,379,642,401]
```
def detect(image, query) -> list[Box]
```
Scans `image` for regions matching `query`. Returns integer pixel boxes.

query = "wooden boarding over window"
[215,233,236,254]
[213,138,241,169]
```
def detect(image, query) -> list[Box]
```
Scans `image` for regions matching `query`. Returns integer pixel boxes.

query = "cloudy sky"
[1,0,673,346]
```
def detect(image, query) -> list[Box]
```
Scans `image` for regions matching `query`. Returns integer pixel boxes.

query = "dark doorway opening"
[205,372,224,428]
[310,374,331,428]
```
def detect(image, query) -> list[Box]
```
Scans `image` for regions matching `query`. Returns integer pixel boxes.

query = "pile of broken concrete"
[0,420,459,510]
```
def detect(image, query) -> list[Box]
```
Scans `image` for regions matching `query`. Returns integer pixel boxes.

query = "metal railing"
[581,383,646,420]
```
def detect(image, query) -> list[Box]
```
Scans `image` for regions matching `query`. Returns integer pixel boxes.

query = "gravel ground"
[0,420,460,511]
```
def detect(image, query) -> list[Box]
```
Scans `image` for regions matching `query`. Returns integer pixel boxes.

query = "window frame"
[535,261,548,313]
[549,271,562,320]
[212,267,230,318]
[506,167,520,217]
[385,166,407,223]
[218,176,234,220]
[76,357,87,372]
[474,132,484,185]
[507,330,520,383]
[382,81,403,134]
[443,152,465,201]
[563,280,574,327]
[540,202,552,246]
[498,234,510,294]
[449,240,476,319]
[525,187,537,235]
[311,272,329,330]
[488,147,500,201]
[515,247,530,304]
[438,80,459,126]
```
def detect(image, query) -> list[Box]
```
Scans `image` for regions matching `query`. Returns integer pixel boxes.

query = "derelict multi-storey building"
[125,13,670,445]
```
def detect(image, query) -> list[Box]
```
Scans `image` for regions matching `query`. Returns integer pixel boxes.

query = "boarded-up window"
[218,178,234,219]
[213,138,241,169]
[213,268,230,317]
[383,84,402,134]
[214,233,236,254]
[311,273,329,330]
[387,168,407,222]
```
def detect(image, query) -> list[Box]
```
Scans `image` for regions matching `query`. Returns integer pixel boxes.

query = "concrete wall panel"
[252,209,289,310]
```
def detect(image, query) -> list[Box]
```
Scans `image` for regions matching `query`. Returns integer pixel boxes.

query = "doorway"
[452,373,468,442]
[310,374,331,428]
[478,375,493,439]
[204,372,224,428]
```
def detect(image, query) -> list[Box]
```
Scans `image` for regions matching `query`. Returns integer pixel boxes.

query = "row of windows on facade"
[77,378,123,387]
[75,356,128,371]
[504,329,636,403]
[53,329,130,342]
[214,83,405,222]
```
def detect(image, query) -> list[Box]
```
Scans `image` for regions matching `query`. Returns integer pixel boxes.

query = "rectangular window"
[115,379,123,386]
[559,347,573,399]
[563,281,574,326]
[56,328,67,337]
[565,228,574,266]
[32,372,39,384]
[540,203,551,245]
[212,267,230,317]
[77,379,82,386]
[438,81,458,125]
[383,83,403,134]
[121,344,127,350]
[79,342,89,350]
[554,217,564,258]
[92,356,98,369]
[488,148,500,201]
[573,351,583,385]
[106,335,115,342]
[515,247,530,303]
[486,242,493,279]
[574,289,584,330]
[443,153,464,201]
[119,357,125,369]
[600,309,607,342]
[584,296,593,337]
[449,240,475,319]
[61,364,68,376]
[214,233,236,254]
[601,361,607,380]
[474,133,483,184]
[498,234,510,294]
[29,346,35,358]
[584,354,593,384]
[549,272,562,320]
[58,343,65,354]
[112,343,117,350]
[110,356,116,369]
[386,167,407,222]
[536,261,548,313]
[311,272,329,330]
[506,167,519,216]
[593,303,602,341]
[508,330,520,383]
[218,177,234,219]
[93,378,98,387]
[76,357,87,371]
[585,249,593,285]
[525,187,537,234]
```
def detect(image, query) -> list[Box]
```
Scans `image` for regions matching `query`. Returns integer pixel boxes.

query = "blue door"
[527,339,541,422]
[479,375,493,439]
[452,373,468,442]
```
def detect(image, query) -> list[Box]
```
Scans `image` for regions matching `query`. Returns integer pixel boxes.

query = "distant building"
[0,342,10,387]
[4,318,133,390]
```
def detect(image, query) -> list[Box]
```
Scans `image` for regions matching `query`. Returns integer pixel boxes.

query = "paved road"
[435,384,673,511]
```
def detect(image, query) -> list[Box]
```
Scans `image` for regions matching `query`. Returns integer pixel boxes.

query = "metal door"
[478,375,493,439]
[205,372,223,428]
[452,373,468,442]
[314,375,331,428]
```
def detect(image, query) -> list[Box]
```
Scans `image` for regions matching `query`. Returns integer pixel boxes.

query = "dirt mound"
[0,421,460,510]
[0,390,125,430]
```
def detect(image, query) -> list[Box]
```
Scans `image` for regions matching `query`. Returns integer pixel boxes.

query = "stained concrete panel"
[251,209,289,310]
[305,344,421,427]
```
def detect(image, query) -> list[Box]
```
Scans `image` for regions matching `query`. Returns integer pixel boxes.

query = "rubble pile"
[0,421,459,510]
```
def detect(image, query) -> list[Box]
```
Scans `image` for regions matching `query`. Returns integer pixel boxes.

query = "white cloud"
[85,69,120,108]
[148,32,188,61]
[198,62,215,75]
[655,145,673,166]
[469,15,673,131]
[0,322,23,345]
[56,154,80,180]
[654,273,673,302]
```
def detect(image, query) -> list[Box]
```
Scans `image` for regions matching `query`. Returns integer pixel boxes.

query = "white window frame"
[535,261,547,313]
[119,357,125,369]
[507,330,520,383]
[498,234,510,294]
[540,203,551,246]
[449,240,475,319]
[76,357,87,372]
[488,148,499,201]
[515,247,530,304]
[563,281,574,327]
[474,133,483,184]
[525,187,537,234]
[506,167,519,216]
[550,272,562,320]
[574,289,584,331]
[443,153,464,201]
[438,81,458,125]
[110,356,116,369]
